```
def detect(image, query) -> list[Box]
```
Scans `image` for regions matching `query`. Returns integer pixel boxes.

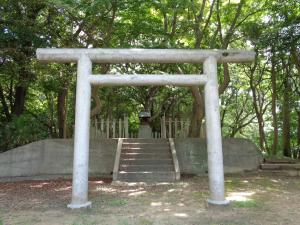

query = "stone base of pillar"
[67,201,92,209]
[207,199,230,206]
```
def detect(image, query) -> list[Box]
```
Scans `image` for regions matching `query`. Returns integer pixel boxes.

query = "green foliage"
[0,113,48,151]
[72,215,97,225]
[231,199,259,208]
[138,218,154,225]
[0,0,299,155]
[109,198,128,206]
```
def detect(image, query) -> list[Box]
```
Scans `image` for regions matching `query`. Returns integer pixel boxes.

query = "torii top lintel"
[36,48,255,64]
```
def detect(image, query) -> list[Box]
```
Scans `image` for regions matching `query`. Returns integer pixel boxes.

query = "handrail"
[169,138,180,180]
[112,138,123,181]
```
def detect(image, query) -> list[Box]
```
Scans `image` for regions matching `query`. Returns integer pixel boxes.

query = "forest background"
[0,0,299,158]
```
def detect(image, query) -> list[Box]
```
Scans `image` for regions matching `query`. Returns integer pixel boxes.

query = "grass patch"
[117,218,131,225]
[0,219,3,225]
[134,196,151,205]
[72,215,97,225]
[72,221,97,225]
[231,199,258,208]
[293,180,300,189]
[8,216,43,225]
[109,199,128,206]
[138,218,154,225]
[255,178,274,188]
[191,191,208,199]
[226,178,245,191]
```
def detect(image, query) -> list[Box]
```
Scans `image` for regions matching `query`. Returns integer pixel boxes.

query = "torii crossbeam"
[37,48,255,208]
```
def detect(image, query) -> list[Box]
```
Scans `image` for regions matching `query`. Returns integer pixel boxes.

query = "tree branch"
[218,63,230,95]
[222,0,245,48]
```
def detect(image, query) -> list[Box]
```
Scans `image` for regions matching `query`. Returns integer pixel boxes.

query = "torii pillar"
[37,48,255,208]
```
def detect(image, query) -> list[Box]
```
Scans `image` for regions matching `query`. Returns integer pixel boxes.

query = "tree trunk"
[256,113,267,152]
[270,50,278,155]
[249,54,268,152]
[282,74,291,157]
[189,87,205,137]
[57,87,68,138]
[12,85,27,116]
[250,84,266,151]
[291,45,300,80]
[297,111,300,159]
[0,84,11,121]
[47,93,57,137]
[189,101,202,137]
[90,87,101,118]
[90,65,110,118]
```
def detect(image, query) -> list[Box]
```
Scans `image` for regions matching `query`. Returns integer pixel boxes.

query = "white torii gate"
[37,48,254,209]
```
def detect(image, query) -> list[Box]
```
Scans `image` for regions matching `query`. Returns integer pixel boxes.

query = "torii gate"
[37,48,254,208]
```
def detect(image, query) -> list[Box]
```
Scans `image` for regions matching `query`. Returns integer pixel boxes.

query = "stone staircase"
[260,158,300,176]
[113,138,180,183]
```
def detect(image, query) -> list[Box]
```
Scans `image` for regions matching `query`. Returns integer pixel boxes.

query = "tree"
[0,0,300,158]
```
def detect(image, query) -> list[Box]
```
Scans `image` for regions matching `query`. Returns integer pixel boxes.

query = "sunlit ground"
[0,173,300,225]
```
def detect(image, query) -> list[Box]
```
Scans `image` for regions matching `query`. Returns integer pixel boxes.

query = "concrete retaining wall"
[174,138,263,174]
[0,138,262,180]
[0,139,117,180]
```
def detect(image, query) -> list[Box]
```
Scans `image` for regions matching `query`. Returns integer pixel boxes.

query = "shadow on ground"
[0,173,300,225]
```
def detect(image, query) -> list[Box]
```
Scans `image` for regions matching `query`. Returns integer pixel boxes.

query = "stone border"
[113,138,123,181]
[169,138,180,180]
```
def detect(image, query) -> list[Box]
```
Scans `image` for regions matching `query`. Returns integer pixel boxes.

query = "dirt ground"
[0,172,299,225]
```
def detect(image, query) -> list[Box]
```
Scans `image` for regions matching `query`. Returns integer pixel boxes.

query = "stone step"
[119,164,174,172]
[259,169,300,177]
[122,143,170,147]
[121,152,171,156]
[120,153,171,160]
[115,138,176,183]
[260,163,300,170]
[121,148,170,153]
[120,158,173,165]
[122,143,170,148]
[122,144,170,148]
[263,158,299,164]
[117,171,176,182]
[122,138,168,144]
